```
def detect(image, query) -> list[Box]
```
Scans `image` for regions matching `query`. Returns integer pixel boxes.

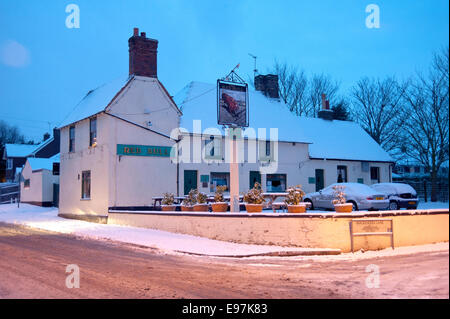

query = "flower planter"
[334,203,353,213]
[193,204,209,212]
[181,205,194,212]
[211,202,228,213]
[161,205,176,211]
[287,204,306,213]
[245,203,264,213]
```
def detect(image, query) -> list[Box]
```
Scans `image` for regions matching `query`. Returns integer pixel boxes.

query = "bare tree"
[403,48,449,201]
[0,120,25,149]
[307,73,340,117]
[272,62,339,117]
[350,76,409,155]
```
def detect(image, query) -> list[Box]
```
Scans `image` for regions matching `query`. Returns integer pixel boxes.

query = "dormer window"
[90,117,97,147]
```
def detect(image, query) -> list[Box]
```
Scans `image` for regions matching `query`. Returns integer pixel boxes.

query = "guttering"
[309,157,395,164]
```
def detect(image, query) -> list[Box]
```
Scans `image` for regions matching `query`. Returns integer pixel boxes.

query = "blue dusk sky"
[0,0,448,142]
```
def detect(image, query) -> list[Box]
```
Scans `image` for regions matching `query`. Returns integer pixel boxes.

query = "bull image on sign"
[217,80,248,127]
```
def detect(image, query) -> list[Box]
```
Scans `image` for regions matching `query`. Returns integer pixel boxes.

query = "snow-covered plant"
[243,182,265,204]
[161,192,174,205]
[182,189,197,206]
[332,185,346,205]
[196,191,208,204]
[214,185,227,203]
[284,185,305,205]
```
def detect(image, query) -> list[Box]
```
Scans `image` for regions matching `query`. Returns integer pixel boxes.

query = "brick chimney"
[128,27,158,78]
[254,74,279,99]
[318,93,333,120]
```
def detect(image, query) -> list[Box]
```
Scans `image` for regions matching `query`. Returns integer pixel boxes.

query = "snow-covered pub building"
[58,28,394,222]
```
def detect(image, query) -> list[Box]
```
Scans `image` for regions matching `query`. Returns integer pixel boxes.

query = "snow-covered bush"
[332,185,347,205]
[161,192,174,205]
[284,185,305,205]
[183,189,198,206]
[196,191,208,204]
[214,185,227,203]
[243,182,265,204]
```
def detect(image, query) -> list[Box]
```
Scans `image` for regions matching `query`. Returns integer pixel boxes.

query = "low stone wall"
[107,209,449,252]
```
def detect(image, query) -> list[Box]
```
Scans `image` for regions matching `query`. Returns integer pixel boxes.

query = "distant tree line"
[0,120,37,182]
[273,47,449,202]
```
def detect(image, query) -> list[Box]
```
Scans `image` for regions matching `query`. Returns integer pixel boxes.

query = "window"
[370,167,380,183]
[6,158,12,170]
[24,179,30,188]
[337,165,348,183]
[266,140,270,157]
[259,140,273,160]
[414,166,421,173]
[403,166,410,173]
[210,172,229,192]
[69,126,75,153]
[204,136,220,159]
[266,174,287,192]
[90,117,97,147]
[81,170,91,199]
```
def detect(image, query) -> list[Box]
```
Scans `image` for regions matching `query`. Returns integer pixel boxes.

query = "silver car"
[371,183,419,210]
[304,182,389,211]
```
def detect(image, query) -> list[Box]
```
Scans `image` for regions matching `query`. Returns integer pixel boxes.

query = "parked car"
[371,183,419,210]
[304,183,389,211]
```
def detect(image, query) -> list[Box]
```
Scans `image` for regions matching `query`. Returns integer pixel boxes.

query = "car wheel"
[304,198,314,210]
[348,201,358,211]
[389,201,399,210]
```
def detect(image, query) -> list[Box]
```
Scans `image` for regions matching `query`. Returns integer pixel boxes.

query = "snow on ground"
[0,204,337,257]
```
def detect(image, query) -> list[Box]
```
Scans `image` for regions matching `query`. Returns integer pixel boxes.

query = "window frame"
[89,117,97,147]
[69,125,75,153]
[24,179,30,188]
[370,166,380,182]
[337,165,348,183]
[266,173,287,193]
[81,170,91,200]
[6,158,13,170]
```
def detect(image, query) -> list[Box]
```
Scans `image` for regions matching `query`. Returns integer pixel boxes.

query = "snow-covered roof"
[30,136,53,156]
[59,75,132,128]
[174,81,393,163]
[27,154,59,171]
[4,144,38,158]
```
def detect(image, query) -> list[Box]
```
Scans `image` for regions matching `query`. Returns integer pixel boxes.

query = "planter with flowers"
[211,185,228,213]
[194,191,209,212]
[243,182,265,213]
[284,185,307,213]
[181,189,197,212]
[332,185,353,213]
[161,192,176,211]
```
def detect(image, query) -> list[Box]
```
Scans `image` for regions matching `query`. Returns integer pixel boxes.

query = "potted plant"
[181,189,197,212]
[243,182,265,213]
[194,191,209,212]
[161,192,176,211]
[332,185,353,213]
[284,185,306,213]
[211,185,228,213]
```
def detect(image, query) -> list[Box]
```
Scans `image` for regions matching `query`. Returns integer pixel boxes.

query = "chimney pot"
[133,28,139,36]
[322,94,327,109]
[140,32,146,37]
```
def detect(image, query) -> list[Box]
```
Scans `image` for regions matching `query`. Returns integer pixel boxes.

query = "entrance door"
[184,170,198,195]
[249,171,261,189]
[315,169,324,192]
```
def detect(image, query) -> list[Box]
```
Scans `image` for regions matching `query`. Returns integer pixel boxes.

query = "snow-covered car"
[370,183,419,210]
[304,182,389,211]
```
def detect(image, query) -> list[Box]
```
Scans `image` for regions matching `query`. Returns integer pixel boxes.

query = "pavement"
[0,204,341,257]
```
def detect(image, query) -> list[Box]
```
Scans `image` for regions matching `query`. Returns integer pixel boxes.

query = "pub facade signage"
[116,144,172,157]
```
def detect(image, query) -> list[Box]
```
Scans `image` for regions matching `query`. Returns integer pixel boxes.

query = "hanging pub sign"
[217,80,249,127]
[117,144,172,157]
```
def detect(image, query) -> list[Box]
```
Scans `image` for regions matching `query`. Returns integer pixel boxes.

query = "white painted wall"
[20,160,58,204]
